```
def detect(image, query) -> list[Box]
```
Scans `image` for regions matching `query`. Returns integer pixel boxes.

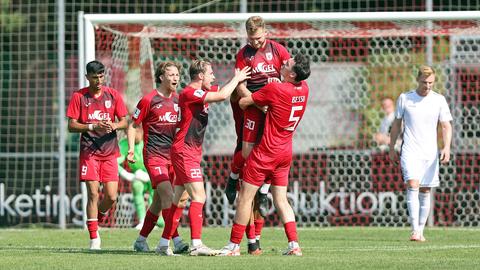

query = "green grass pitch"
[1,227,480,269]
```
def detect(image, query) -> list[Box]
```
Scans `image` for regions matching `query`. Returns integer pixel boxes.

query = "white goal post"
[79,11,480,87]
[76,11,480,228]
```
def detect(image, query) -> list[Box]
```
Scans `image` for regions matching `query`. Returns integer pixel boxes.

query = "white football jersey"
[395,90,452,160]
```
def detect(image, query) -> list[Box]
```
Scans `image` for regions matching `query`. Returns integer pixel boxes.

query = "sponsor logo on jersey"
[159,112,177,123]
[266,52,273,60]
[252,62,275,74]
[88,110,111,121]
[105,100,111,109]
[194,89,205,98]
[133,108,141,119]
[267,77,281,83]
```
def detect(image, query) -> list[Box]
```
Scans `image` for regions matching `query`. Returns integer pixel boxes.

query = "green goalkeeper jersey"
[117,138,146,173]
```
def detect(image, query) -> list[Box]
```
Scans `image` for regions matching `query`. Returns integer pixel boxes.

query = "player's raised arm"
[204,66,251,103]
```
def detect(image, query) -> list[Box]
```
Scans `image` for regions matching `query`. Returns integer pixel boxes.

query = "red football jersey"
[171,86,210,158]
[66,86,128,160]
[251,81,309,156]
[131,90,179,160]
[235,39,290,92]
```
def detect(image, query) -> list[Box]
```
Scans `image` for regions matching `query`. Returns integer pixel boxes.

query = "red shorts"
[243,106,265,144]
[145,157,175,189]
[79,156,118,182]
[171,150,203,185]
[243,149,291,187]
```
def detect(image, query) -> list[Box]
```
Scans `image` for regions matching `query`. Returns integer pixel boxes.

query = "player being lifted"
[220,53,311,256]
[129,61,189,255]
[158,60,250,256]
[225,15,291,254]
[67,60,128,250]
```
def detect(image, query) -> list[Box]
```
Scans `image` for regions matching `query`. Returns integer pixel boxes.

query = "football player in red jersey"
[219,54,310,256]
[226,15,291,254]
[158,59,250,256]
[67,60,128,250]
[128,61,189,255]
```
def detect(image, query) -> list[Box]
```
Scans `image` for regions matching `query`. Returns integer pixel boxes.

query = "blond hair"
[245,16,265,35]
[417,65,435,78]
[155,61,182,84]
[189,59,211,80]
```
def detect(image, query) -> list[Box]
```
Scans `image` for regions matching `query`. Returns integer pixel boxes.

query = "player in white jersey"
[389,65,452,242]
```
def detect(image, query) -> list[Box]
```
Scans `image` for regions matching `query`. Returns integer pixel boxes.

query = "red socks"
[230,223,247,244]
[139,209,159,238]
[189,201,204,240]
[86,219,98,239]
[284,221,298,242]
[231,150,245,174]
[161,204,184,240]
[245,222,256,240]
[254,218,265,238]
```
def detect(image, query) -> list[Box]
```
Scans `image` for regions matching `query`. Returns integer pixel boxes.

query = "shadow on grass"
[0,246,156,255]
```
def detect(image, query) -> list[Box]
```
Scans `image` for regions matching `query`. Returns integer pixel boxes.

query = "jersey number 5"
[287,106,303,131]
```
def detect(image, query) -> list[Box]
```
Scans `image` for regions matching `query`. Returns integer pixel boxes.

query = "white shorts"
[400,154,439,187]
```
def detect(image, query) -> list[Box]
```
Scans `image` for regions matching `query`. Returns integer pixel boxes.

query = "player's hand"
[127,150,136,163]
[388,147,399,166]
[235,66,251,82]
[440,147,451,164]
[103,120,117,133]
[95,121,111,132]
[260,105,268,114]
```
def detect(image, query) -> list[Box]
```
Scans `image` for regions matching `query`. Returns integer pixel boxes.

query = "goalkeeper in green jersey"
[118,128,164,229]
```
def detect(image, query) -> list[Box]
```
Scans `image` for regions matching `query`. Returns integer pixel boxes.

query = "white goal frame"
[76,11,480,228]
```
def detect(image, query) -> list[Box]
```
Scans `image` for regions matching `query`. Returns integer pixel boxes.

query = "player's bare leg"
[246,202,262,255]
[97,181,118,222]
[183,182,218,256]
[155,186,189,256]
[271,185,302,256]
[85,181,102,250]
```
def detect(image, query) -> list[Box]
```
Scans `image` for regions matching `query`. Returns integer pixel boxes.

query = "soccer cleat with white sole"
[189,244,219,256]
[173,240,189,254]
[155,245,178,256]
[89,237,101,250]
[133,239,149,252]
[410,231,426,242]
[218,245,241,256]
[282,246,302,256]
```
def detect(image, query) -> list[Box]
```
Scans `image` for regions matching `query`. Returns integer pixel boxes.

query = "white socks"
[406,187,420,232]
[418,191,431,234]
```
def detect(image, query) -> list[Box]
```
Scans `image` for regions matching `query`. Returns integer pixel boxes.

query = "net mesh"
[90,18,480,228]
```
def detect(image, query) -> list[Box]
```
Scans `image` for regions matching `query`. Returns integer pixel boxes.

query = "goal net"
[79,12,480,228]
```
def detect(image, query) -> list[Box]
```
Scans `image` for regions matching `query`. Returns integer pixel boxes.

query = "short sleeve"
[235,47,247,69]
[277,43,291,63]
[188,88,208,104]
[131,97,150,125]
[252,83,277,107]
[439,96,453,122]
[66,92,81,120]
[114,92,128,118]
[394,94,405,120]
